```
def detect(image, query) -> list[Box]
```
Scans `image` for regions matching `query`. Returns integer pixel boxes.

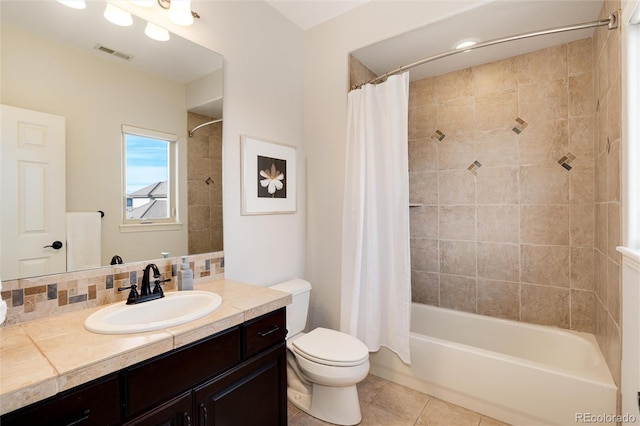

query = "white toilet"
[269,279,370,426]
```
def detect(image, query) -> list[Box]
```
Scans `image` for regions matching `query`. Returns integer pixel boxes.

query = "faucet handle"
[117,284,139,303]
[152,278,171,295]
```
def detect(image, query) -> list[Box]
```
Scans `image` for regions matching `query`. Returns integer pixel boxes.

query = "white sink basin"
[84,291,222,334]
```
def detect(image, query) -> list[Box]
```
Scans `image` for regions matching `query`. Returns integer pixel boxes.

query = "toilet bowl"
[269,279,370,426]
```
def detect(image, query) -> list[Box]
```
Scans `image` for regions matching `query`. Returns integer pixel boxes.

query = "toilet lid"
[291,327,369,367]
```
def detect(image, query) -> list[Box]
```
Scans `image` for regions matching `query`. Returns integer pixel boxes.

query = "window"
[121,125,178,230]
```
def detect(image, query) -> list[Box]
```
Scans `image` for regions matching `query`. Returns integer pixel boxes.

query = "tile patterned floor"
[287,374,512,426]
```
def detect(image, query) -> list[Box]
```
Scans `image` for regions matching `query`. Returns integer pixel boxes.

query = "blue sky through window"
[125,134,169,195]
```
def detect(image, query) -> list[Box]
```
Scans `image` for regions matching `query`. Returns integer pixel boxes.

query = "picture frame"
[240,135,297,215]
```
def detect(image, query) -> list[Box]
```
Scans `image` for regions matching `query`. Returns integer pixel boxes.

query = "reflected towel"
[66,212,101,271]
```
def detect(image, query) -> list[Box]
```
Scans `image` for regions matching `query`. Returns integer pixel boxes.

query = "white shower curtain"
[340,72,411,364]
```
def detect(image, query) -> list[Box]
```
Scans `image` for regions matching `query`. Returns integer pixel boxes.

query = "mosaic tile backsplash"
[1,252,224,326]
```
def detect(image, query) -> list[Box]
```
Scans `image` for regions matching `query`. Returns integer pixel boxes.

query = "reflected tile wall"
[408,38,597,335]
[187,112,223,254]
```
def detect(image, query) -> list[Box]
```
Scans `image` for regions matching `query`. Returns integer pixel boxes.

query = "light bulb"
[455,41,477,50]
[453,38,480,51]
[104,3,133,27]
[167,0,194,26]
[145,22,170,42]
[57,0,86,9]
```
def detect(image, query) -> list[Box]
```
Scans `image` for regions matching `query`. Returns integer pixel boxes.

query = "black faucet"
[118,263,170,305]
[141,263,160,296]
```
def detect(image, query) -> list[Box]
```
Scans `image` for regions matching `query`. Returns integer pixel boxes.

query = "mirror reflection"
[0,1,223,281]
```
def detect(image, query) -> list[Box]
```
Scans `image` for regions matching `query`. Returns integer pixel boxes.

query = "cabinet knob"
[183,411,191,426]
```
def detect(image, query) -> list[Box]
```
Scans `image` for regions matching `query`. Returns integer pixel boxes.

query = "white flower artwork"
[241,135,296,214]
[258,160,285,197]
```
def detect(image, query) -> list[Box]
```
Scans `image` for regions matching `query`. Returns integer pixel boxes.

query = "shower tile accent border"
[511,117,529,134]
[558,152,577,171]
[432,129,446,141]
[1,251,225,326]
[467,160,482,175]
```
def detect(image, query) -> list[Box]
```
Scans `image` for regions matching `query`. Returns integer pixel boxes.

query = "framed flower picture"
[241,135,297,215]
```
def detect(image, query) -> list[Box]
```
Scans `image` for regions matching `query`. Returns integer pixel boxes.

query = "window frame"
[119,124,181,233]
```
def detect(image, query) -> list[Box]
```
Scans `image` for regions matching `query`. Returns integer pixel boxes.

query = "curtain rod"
[189,118,223,137]
[353,11,618,90]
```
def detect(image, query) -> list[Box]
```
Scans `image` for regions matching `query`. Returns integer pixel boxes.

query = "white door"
[1,105,66,280]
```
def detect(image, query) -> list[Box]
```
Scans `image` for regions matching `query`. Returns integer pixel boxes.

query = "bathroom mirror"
[0,1,223,280]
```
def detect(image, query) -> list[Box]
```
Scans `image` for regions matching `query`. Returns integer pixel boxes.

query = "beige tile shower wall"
[409,39,598,334]
[187,112,223,254]
[593,0,622,387]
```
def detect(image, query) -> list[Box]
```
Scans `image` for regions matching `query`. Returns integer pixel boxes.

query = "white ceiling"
[266,0,369,30]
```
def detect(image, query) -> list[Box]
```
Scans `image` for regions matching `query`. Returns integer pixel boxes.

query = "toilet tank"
[269,279,311,337]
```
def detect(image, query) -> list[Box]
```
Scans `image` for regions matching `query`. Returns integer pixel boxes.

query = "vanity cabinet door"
[125,326,241,418]
[0,373,121,426]
[194,342,287,426]
[123,391,193,426]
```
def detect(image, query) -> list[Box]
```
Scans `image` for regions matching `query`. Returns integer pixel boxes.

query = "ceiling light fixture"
[157,0,200,26]
[144,22,170,41]
[57,0,86,10]
[453,38,481,50]
[101,0,200,42]
[104,3,133,27]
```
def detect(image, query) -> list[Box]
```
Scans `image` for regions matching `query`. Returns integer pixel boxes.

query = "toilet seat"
[291,327,369,367]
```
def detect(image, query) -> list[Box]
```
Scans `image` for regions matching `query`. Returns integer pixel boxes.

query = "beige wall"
[408,39,596,332]
[1,24,189,266]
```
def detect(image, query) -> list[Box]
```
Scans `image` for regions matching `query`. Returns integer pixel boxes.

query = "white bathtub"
[369,303,617,425]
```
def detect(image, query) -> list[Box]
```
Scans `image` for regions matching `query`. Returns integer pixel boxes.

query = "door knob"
[44,241,63,250]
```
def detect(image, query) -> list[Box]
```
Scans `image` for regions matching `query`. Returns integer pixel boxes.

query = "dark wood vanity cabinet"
[194,344,286,425]
[1,308,287,426]
[124,326,242,419]
[0,373,121,426]
[124,392,193,426]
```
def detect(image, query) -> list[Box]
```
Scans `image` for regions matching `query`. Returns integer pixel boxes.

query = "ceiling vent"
[94,44,133,61]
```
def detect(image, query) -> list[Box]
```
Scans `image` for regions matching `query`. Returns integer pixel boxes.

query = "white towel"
[66,212,101,272]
